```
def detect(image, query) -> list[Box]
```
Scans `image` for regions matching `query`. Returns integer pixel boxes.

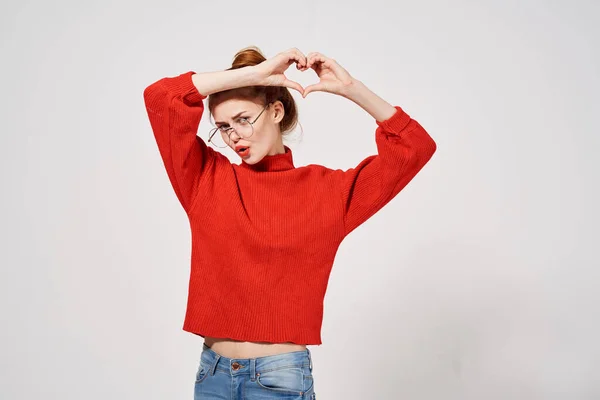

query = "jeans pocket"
[302,364,314,393]
[256,366,306,395]
[195,359,210,384]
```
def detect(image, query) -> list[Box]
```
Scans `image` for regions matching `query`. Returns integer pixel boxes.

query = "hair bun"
[209,45,301,138]
[230,46,267,70]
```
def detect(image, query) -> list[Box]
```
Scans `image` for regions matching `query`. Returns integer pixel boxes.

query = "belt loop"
[250,358,256,381]
[210,354,220,376]
[307,348,313,372]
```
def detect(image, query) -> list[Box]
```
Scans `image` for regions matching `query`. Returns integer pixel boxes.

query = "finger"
[306,52,328,69]
[279,51,298,69]
[308,57,328,73]
[307,53,341,71]
[286,48,307,69]
[284,53,300,67]
[306,52,323,61]
[286,54,305,71]
[298,52,312,70]
[291,48,308,68]
[307,53,351,80]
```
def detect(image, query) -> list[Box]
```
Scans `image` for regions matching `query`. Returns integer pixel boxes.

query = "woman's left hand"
[301,52,358,98]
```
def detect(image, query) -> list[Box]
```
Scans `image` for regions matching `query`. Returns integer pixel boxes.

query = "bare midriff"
[203,336,307,359]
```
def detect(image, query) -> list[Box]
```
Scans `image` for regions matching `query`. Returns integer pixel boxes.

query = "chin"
[245,149,266,164]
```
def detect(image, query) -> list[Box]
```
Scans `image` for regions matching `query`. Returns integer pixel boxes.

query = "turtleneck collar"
[240,145,295,172]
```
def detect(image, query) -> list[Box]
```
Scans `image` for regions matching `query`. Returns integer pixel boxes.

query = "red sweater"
[143,71,436,345]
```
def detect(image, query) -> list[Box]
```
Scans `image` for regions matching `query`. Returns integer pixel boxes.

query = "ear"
[271,101,285,124]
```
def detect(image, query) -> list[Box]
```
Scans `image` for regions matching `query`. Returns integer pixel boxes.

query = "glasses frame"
[208,102,273,148]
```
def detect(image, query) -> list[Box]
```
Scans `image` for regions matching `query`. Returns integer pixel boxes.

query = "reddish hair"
[207,46,300,135]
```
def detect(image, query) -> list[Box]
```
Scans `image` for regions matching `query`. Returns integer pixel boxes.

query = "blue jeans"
[194,343,316,399]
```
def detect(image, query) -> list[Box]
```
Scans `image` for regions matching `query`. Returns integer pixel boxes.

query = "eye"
[237,117,250,124]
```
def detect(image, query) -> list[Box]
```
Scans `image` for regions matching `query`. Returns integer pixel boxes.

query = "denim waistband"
[200,343,313,380]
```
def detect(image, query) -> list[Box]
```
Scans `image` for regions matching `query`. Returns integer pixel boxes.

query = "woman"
[143,46,436,399]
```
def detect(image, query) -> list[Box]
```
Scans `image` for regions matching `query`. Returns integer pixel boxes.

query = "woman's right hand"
[253,48,308,95]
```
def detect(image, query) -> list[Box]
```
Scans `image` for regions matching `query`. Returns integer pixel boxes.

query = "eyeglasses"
[208,102,273,148]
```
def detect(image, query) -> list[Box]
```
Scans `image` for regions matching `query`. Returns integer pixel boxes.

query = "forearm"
[343,80,398,122]
[191,67,260,96]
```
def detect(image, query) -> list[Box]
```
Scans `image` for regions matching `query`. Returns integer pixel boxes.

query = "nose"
[230,135,240,145]
[228,129,242,142]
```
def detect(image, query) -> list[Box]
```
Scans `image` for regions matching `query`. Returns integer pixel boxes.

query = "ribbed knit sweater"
[143,71,437,345]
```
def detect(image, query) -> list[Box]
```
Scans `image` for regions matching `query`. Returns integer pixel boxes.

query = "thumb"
[302,83,327,98]
[283,79,305,96]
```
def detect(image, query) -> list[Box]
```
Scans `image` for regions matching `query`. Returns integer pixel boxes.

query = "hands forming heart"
[254,48,357,98]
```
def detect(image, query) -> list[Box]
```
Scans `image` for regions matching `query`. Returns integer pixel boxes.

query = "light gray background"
[1,0,598,399]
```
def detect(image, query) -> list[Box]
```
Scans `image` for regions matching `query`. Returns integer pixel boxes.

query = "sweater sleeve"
[339,106,437,236]
[143,71,219,213]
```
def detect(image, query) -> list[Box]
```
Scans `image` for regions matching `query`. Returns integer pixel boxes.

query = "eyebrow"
[215,111,247,125]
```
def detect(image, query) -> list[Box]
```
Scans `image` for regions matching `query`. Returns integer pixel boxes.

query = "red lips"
[235,145,250,157]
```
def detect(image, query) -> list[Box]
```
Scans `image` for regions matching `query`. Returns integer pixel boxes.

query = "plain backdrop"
[1,0,599,399]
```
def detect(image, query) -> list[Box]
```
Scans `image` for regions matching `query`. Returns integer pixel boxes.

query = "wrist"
[231,65,263,88]
[341,79,367,101]
[342,80,397,121]
[247,65,267,86]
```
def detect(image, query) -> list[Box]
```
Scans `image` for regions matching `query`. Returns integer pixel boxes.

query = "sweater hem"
[182,323,323,346]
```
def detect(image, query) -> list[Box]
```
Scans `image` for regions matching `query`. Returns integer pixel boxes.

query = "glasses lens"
[208,128,229,148]
[208,119,254,148]
[236,119,254,139]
